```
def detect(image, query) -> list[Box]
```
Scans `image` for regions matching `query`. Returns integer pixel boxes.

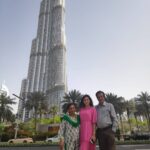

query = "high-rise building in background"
[0,82,10,97]
[18,0,67,121]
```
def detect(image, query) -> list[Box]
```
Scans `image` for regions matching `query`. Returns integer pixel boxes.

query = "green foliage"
[63,89,83,103]
[38,116,61,124]
[18,119,35,133]
[40,118,52,124]
[135,91,150,131]
[0,123,5,133]
[49,106,58,117]
[25,92,48,133]
[32,132,57,141]
[106,93,126,133]
[1,133,14,142]
[17,116,61,132]
[53,115,61,123]
[0,123,5,141]
[117,117,149,133]
[0,94,16,123]
[62,89,83,112]
[0,124,15,142]
[0,115,61,142]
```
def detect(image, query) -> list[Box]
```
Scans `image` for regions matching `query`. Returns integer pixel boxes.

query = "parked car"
[45,135,59,143]
[8,137,33,144]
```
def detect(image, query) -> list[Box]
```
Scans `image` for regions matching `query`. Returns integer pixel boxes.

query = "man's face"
[96,93,105,105]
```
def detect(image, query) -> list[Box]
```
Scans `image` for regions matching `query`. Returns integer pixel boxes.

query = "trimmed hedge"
[0,142,57,147]
[0,140,150,147]
[116,140,150,145]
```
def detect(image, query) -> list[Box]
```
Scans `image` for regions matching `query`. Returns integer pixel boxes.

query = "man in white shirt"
[95,90,117,150]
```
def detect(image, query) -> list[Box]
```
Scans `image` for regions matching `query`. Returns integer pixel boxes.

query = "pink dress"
[79,107,97,150]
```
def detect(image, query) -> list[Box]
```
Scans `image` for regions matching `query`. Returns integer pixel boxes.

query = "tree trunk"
[145,114,150,131]
[128,117,132,133]
[119,114,124,134]
[147,112,150,131]
[134,114,139,131]
[34,110,37,135]
[127,108,132,133]
[40,109,42,122]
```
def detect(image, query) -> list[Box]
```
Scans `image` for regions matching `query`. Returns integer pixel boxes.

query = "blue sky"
[0,0,150,113]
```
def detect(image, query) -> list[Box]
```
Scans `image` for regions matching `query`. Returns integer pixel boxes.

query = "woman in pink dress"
[79,94,97,150]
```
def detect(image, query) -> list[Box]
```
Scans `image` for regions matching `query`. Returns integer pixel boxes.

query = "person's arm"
[91,108,97,142]
[110,104,117,133]
[91,123,96,142]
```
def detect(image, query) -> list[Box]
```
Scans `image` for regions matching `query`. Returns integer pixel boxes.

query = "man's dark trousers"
[96,127,116,150]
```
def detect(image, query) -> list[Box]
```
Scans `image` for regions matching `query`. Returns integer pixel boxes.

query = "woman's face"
[83,96,90,107]
[68,104,76,114]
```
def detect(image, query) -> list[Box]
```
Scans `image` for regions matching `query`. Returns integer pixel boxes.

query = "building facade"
[0,82,10,97]
[18,0,67,121]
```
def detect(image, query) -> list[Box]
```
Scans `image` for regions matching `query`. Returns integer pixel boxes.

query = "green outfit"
[58,114,80,150]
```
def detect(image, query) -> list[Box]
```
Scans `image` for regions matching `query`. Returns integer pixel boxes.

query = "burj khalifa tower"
[18,0,67,121]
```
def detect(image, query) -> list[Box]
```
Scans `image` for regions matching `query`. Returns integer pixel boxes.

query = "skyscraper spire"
[18,0,67,121]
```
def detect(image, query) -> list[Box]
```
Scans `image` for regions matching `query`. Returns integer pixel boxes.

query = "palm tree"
[49,106,58,123]
[62,89,83,112]
[37,108,47,122]
[0,94,16,123]
[4,109,15,123]
[37,98,48,122]
[105,93,121,110]
[25,92,47,133]
[0,123,5,142]
[125,99,136,133]
[106,93,126,133]
[135,91,150,131]
[133,111,140,131]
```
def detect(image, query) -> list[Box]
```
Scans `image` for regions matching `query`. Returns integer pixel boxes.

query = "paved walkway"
[116,144,150,150]
[0,144,150,150]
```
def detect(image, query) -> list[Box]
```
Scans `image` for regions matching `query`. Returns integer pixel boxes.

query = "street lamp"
[12,93,24,139]
[14,114,19,139]
[12,93,24,101]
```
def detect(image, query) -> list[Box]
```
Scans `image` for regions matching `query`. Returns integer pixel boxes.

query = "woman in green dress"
[58,103,80,150]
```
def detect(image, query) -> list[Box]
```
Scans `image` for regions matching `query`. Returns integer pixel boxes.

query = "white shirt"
[95,101,117,132]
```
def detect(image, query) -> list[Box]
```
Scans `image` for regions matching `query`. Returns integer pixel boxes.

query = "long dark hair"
[80,94,93,108]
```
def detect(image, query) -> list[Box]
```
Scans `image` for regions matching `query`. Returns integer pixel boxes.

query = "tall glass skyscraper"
[18,0,67,121]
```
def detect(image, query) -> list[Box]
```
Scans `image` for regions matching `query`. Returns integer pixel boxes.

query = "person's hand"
[112,129,116,134]
[59,139,64,150]
[91,135,96,143]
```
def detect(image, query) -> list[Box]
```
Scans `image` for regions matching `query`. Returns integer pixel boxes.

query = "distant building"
[18,0,67,121]
[0,82,10,97]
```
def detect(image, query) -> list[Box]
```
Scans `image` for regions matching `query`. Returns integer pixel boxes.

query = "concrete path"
[0,144,150,150]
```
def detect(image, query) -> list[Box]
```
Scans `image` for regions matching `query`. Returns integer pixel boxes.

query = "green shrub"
[32,132,57,141]
[1,133,14,142]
